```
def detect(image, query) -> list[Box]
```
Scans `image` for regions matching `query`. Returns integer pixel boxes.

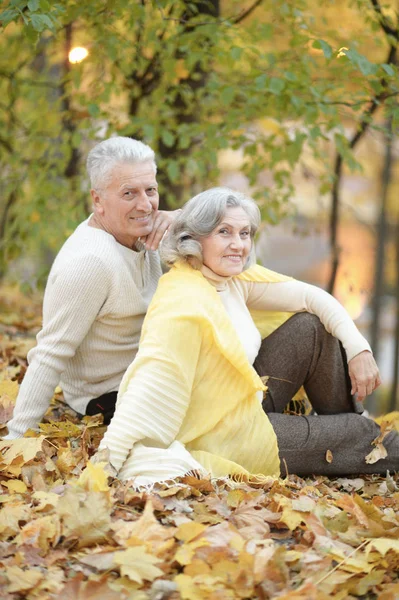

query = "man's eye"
[241,231,250,237]
[124,191,133,197]
[147,188,157,195]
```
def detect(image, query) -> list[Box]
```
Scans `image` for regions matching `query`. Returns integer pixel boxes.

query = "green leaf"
[268,78,285,94]
[255,74,267,90]
[87,103,100,118]
[312,39,333,60]
[27,0,40,10]
[220,86,235,105]
[382,63,395,77]
[30,13,47,31]
[161,130,175,148]
[231,47,243,61]
[345,48,378,76]
[166,160,179,183]
[0,8,19,26]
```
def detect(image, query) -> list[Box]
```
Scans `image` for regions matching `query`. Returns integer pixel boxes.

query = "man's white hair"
[86,136,156,189]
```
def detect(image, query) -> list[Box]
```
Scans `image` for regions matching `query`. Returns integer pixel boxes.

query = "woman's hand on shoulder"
[348,350,381,402]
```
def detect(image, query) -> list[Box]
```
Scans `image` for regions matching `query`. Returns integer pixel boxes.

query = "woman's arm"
[99,316,202,472]
[246,279,380,401]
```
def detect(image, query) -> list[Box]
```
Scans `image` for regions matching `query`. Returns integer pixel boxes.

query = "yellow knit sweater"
[100,261,294,484]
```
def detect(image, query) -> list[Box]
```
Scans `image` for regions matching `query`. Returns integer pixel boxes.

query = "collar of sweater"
[199,264,232,292]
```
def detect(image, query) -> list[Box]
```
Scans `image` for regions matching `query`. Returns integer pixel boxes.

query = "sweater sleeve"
[245,280,371,362]
[4,255,110,439]
[99,316,203,473]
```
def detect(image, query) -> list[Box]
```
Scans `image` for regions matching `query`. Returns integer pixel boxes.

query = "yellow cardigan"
[115,261,293,481]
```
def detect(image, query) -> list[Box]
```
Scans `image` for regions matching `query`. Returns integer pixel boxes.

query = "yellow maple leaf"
[366,538,399,557]
[113,546,164,584]
[6,565,43,592]
[73,460,110,492]
[175,521,207,542]
[0,379,19,401]
[0,501,32,540]
[3,479,27,494]
[0,436,45,465]
[175,574,208,600]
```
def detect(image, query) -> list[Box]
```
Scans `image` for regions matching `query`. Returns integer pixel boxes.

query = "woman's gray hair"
[87,136,156,189]
[161,187,261,269]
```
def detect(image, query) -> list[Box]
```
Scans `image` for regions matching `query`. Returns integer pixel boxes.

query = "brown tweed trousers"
[253,313,399,476]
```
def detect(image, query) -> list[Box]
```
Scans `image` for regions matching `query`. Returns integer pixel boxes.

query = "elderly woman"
[99,188,399,485]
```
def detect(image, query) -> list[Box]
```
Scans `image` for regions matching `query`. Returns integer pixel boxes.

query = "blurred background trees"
[1,0,398,410]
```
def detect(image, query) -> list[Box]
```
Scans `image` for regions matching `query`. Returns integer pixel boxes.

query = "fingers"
[144,209,181,251]
[348,351,382,402]
[145,213,170,251]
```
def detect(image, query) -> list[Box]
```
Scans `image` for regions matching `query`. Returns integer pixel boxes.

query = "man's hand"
[143,209,181,251]
[348,350,381,402]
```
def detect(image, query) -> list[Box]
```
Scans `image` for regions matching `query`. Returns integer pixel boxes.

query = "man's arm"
[4,256,110,438]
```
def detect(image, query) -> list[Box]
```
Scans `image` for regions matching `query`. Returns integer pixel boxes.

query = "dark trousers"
[253,313,399,476]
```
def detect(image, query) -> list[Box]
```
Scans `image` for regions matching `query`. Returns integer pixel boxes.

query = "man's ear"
[90,189,104,215]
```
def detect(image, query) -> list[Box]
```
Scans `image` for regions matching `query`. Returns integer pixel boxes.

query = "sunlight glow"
[68,47,89,64]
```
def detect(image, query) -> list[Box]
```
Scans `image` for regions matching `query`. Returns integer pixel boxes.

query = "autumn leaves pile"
[1,296,399,599]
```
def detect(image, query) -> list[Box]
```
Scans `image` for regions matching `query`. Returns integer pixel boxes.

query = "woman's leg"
[253,312,360,415]
[268,412,399,476]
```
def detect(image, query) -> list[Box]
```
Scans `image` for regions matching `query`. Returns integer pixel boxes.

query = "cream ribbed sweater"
[5,218,162,439]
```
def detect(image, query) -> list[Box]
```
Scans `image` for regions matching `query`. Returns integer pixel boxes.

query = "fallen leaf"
[6,565,43,592]
[365,442,388,464]
[113,546,164,583]
[325,449,333,463]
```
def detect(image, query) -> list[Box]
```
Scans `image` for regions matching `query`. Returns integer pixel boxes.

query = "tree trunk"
[367,117,393,414]
[389,214,399,411]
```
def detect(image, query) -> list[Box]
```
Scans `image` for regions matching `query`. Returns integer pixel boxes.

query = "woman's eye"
[241,231,250,237]
[218,229,228,234]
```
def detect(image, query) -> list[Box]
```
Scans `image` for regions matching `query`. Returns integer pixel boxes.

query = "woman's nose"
[229,235,243,249]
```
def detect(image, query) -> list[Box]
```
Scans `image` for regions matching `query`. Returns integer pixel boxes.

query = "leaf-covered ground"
[1,286,399,600]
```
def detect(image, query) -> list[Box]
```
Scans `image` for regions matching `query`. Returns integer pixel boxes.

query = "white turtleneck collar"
[200,264,232,292]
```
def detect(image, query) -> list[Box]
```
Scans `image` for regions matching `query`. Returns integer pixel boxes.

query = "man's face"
[91,161,159,248]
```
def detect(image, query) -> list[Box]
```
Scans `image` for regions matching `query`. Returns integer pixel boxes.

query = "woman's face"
[201,206,252,277]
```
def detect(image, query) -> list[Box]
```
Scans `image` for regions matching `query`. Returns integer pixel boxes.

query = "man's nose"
[135,192,152,211]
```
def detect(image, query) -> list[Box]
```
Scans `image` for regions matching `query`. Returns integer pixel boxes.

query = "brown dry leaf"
[57,487,112,548]
[230,499,278,540]
[0,394,15,425]
[325,449,333,463]
[336,494,369,528]
[111,499,176,553]
[365,442,388,464]
[15,514,60,553]
[113,546,164,583]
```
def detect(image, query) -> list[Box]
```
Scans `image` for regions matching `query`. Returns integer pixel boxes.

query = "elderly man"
[5,136,178,439]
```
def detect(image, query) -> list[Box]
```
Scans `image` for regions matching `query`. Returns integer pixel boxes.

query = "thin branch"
[370,0,399,38]
[230,0,263,24]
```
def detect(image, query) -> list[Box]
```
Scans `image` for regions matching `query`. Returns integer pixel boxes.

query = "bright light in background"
[68,47,89,64]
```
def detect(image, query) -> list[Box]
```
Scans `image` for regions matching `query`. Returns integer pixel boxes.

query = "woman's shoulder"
[237,263,293,284]
[149,263,215,316]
